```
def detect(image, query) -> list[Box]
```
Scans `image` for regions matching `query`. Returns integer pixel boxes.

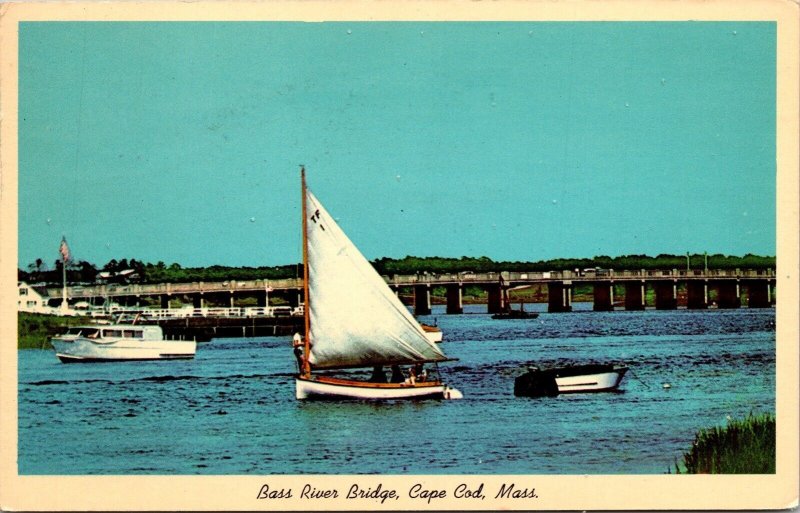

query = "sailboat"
[294,168,463,400]
[491,301,539,320]
[491,278,538,320]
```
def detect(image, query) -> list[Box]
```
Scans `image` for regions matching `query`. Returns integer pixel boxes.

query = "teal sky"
[19,22,776,268]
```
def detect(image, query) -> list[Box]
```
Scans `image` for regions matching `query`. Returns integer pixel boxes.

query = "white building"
[17,282,57,314]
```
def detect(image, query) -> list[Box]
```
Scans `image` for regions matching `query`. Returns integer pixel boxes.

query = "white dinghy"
[514,364,628,397]
[294,168,462,400]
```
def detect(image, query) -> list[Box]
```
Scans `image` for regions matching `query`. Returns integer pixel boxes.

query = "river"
[18,304,775,474]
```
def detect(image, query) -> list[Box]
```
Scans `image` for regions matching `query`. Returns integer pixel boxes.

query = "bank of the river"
[676,413,775,473]
[17,312,93,349]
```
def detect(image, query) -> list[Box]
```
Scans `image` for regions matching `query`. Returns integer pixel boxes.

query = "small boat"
[294,168,462,400]
[491,308,539,320]
[514,364,628,397]
[50,321,196,363]
[420,323,443,343]
[492,297,539,320]
[492,281,539,319]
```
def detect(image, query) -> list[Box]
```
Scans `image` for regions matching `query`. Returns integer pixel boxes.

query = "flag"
[59,237,70,263]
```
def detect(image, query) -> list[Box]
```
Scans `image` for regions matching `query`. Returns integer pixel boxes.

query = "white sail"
[305,190,447,369]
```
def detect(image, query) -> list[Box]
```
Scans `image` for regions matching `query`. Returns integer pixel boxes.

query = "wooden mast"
[300,166,312,377]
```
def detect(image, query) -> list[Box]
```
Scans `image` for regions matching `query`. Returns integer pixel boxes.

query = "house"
[17,282,57,314]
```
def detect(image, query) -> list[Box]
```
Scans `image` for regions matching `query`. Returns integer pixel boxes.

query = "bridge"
[50,268,776,314]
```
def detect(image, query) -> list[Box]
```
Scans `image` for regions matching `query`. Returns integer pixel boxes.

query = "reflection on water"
[19,306,775,474]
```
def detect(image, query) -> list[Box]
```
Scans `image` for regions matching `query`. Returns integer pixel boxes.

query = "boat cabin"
[65,325,163,341]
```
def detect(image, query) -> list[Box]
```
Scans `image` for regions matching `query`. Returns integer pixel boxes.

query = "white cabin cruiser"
[51,323,196,363]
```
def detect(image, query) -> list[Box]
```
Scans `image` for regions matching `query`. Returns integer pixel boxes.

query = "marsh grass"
[17,312,92,349]
[675,413,775,474]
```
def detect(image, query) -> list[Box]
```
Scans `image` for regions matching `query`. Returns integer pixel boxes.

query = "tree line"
[372,253,776,275]
[19,253,775,287]
[19,258,301,286]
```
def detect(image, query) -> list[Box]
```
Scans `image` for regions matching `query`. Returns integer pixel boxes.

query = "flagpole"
[61,261,67,314]
[60,237,69,314]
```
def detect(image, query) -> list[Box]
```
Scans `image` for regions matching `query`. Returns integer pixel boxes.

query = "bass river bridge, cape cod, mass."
[49,268,775,315]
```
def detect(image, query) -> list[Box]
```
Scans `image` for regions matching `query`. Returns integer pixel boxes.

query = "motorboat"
[50,323,196,363]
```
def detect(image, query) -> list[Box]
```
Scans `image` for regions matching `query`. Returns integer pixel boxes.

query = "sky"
[18,21,776,268]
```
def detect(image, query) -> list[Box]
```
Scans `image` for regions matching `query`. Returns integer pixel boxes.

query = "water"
[18,305,775,474]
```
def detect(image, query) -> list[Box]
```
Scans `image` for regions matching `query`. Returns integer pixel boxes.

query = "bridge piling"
[414,285,431,315]
[592,282,614,311]
[487,284,504,314]
[687,281,708,309]
[654,281,678,310]
[547,282,572,313]
[744,280,771,308]
[624,282,645,311]
[715,280,741,309]
[446,284,463,314]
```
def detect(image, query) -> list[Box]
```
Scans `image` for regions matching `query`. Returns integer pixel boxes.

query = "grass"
[17,312,93,349]
[675,413,776,474]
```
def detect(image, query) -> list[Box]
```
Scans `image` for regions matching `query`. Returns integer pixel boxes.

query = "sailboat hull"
[296,375,461,400]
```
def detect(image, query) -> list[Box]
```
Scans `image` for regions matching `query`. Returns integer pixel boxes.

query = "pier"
[140,315,303,342]
[49,268,775,315]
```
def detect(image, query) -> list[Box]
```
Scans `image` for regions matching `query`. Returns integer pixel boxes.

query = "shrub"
[677,413,775,474]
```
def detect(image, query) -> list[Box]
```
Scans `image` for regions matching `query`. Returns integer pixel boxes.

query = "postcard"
[1,0,797,510]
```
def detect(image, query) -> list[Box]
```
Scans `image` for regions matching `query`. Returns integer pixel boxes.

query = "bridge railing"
[383,268,775,284]
[102,305,303,319]
[50,278,303,298]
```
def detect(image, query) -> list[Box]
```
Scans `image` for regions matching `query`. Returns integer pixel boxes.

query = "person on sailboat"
[390,365,405,383]
[369,366,387,383]
[292,333,304,371]
[404,367,417,386]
